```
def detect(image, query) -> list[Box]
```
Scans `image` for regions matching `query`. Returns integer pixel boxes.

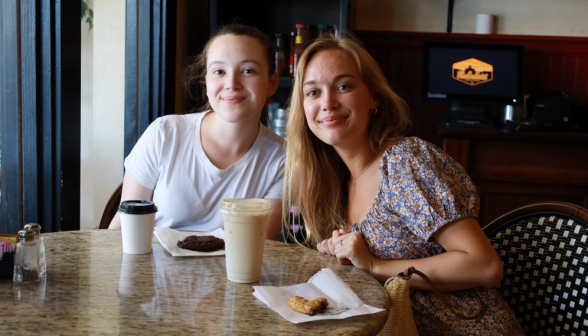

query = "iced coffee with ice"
[219,198,272,283]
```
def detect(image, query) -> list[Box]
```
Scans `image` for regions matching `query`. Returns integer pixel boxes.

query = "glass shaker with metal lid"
[24,223,46,276]
[13,228,41,283]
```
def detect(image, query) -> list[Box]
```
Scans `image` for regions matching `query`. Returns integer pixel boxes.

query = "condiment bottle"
[302,24,311,44]
[24,223,46,276]
[13,228,41,284]
[294,23,304,43]
[273,33,286,76]
[317,24,327,38]
[289,31,295,51]
[332,24,341,38]
[289,28,305,77]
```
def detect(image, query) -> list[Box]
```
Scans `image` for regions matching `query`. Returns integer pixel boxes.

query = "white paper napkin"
[253,268,384,323]
[153,227,225,257]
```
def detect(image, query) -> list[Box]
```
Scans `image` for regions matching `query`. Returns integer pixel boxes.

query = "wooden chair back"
[99,183,123,229]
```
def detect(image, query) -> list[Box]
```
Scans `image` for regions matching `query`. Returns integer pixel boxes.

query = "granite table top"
[0,230,389,335]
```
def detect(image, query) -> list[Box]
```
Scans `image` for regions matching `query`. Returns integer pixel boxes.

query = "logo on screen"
[452,58,493,86]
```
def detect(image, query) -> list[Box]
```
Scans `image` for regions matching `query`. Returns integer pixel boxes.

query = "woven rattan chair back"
[483,202,588,336]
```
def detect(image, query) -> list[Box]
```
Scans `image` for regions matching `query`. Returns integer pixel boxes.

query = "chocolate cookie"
[177,235,225,252]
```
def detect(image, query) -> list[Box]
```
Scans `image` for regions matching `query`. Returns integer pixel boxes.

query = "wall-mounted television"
[422,41,525,127]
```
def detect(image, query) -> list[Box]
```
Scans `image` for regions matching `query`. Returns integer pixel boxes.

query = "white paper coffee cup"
[119,200,158,254]
[220,198,272,283]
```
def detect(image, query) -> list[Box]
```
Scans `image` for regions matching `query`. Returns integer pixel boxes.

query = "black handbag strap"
[399,266,485,320]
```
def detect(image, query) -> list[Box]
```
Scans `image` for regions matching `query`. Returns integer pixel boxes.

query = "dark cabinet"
[210,0,350,37]
[438,125,588,226]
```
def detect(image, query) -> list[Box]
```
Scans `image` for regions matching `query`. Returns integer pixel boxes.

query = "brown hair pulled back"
[183,24,273,125]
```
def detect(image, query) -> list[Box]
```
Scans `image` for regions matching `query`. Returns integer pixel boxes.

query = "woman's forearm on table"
[369,217,503,292]
[369,250,503,292]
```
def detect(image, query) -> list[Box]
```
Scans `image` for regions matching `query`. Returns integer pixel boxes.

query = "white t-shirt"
[124,111,286,231]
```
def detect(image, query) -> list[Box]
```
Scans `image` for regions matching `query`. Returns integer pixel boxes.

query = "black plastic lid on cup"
[118,200,158,214]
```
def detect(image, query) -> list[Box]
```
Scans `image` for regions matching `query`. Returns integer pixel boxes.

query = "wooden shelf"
[469,166,588,186]
[436,121,588,144]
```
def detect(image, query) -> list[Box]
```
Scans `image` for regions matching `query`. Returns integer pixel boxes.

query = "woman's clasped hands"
[317,229,378,273]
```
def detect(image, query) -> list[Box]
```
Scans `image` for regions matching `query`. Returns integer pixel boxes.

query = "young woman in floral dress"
[283,35,524,335]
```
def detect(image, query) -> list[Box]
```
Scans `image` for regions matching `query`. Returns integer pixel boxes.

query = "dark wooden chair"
[482,201,588,336]
[99,182,123,229]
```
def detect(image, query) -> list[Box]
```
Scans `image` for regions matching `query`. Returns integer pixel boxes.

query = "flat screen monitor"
[422,42,525,105]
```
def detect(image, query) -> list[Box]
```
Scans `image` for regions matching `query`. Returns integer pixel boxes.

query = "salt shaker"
[24,223,46,276]
[13,228,41,284]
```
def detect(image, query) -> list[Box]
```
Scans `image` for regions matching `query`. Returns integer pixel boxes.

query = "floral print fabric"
[350,137,524,336]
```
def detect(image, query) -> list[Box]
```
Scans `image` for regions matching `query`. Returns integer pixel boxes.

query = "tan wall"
[92,0,125,229]
[354,0,588,36]
[79,0,126,230]
[80,0,94,230]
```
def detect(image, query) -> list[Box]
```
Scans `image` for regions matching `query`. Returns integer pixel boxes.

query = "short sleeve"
[262,154,285,200]
[383,138,479,241]
[123,119,163,190]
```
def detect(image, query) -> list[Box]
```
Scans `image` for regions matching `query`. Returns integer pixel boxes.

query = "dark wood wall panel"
[577,57,588,99]
[355,31,588,147]
[439,130,588,225]
[469,141,588,185]
[476,180,588,225]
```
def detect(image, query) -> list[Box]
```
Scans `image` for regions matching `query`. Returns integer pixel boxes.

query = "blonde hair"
[283,34,411,245]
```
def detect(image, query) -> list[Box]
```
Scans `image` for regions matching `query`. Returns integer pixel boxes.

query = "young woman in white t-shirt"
[109,24,285,239]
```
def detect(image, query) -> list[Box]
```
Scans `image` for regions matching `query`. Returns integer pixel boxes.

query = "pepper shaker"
[24,223,46,276]
[13,228,41,284]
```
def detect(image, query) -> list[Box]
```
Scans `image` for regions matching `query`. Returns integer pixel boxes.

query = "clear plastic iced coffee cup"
[219,198,272,283]
[118,200,158,254]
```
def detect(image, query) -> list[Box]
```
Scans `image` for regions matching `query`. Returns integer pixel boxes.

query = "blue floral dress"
[350,137,524,336]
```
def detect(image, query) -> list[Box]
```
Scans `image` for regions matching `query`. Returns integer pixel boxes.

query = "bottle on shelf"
[289,24,305,78]
[302,24,311,45]
[273,33,286,76]
[295,23,304,41]
[332,24,341,38]
[317,24,327,38]
[289,31,295,51]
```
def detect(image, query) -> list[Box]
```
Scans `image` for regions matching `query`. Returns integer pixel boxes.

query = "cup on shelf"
[267,102,281,123]
[275,108,286,120]
[272,119,286,128]
[270,108,287,138]
[475,14,494,34]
